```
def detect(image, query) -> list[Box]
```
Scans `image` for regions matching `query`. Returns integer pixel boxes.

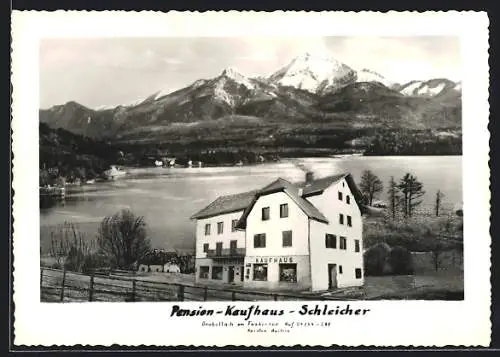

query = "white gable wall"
[245,191,310,257]
[244,191,311,290]
[307,178,364,291]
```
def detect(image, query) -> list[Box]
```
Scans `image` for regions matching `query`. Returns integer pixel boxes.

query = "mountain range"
[40,52,462,145]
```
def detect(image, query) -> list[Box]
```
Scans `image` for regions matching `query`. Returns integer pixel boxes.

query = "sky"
[39,36,461,109]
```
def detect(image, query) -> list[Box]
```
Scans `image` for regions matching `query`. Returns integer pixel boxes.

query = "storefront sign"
[254,256,294,264]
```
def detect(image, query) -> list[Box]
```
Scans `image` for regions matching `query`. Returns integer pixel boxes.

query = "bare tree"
[430,241,443,272]
[48,222,94,271]
[387,176,399,220]
[359,170,384,206]
[434,190,445,217]
[97,209,151,270]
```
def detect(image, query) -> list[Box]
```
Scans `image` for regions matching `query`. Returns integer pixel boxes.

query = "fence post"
[203,286,208,301]
[273,294,278,301]
[88,274,94,302]
[131,280,136,302]
[59,268,67,302]
[178,284,185,301]
[40,268,44,288]
[231,291,237,301]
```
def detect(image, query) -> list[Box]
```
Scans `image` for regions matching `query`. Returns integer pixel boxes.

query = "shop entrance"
[328,264,338,289]
[228,266,235,283]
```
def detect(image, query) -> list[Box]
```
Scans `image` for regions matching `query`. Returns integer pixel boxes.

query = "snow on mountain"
[399,79,460,97]
[220,67,255,90]
[95,104,118,111]
[400,81,425,96]
[268,52,357,94]
[417,82,447,96]
[355,68,394,88]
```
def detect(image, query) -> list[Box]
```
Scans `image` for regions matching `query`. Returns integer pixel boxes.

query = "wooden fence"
[40,267,352,302]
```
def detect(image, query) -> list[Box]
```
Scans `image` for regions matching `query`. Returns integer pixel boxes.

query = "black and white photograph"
[38,35,464,302]
[12,11,490,347]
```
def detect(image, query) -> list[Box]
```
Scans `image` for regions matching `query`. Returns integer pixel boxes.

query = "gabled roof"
[191,172,365,227]
[190,190,259,220]
[298,174,346,196]
[235,178,329,229]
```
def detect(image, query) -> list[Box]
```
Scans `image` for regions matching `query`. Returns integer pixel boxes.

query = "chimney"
[305,171,314,185]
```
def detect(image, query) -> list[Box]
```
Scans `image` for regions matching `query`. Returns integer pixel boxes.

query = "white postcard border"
[11,11,490,347]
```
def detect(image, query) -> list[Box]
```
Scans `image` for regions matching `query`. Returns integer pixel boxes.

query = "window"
[204,223,211,235]
[230,240,237,254]
[253,264,268,281]
[212,266,223,280]
[338,191,343,201]
[203,243,209,253]
[280,203,289,218]
[199,266,209,279]
[339,265,343,274]
[215,242,222,256]
[325,234,337,248]
[346,195,351,204]
[279,264,297,283]
[262,207,270,221]
[254,233,266,248]
[282,230,293,247]
[217,222,224,234]
[340,236,347,250]
[355,268,363,279]
[339,213,344,225]
[342,182,345,187]
[231,219,238,232]
[347,215,352,227]
[355,239,360,252]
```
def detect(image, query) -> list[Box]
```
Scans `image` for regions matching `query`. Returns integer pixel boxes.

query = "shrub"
[387,245,414,275]
[364,242,391,276]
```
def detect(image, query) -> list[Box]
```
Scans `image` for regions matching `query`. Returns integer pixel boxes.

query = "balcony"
[206,247,246,259]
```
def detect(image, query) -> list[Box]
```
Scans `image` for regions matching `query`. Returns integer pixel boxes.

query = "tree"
[97,209,151,270]
[47,222,101,272]
[397,173,425,218]
[434,190,445,217]
[359,170,384,206]
[387,176,399,220]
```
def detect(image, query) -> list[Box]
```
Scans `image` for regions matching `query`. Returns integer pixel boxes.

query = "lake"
[40,156,462,253]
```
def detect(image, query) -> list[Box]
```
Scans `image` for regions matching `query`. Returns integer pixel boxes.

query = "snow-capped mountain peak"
[355,68,395,88]
[268,51,357,94]
[218,67,255,90]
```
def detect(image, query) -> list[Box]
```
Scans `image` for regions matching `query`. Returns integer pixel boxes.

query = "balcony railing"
[206,247,246,258]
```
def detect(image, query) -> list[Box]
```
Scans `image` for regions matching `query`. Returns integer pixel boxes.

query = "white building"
[191,172,365,292]
[192,191,258,285]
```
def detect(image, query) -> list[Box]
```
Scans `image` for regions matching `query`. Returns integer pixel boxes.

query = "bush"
[387,245,414,275]
[364,242,391,276]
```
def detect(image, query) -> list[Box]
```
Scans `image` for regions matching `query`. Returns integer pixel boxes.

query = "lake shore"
[40,155,463,253]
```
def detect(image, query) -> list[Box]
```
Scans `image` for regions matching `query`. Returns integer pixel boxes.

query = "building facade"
[192,173,365,292]
[191,191,257,286]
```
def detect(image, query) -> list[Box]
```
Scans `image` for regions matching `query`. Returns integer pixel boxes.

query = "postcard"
[11,10,490,347]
